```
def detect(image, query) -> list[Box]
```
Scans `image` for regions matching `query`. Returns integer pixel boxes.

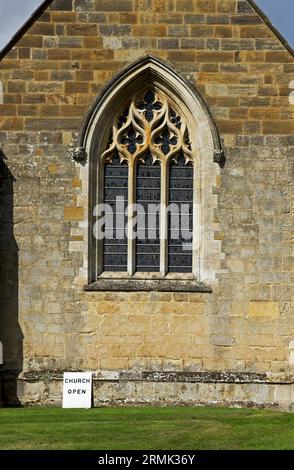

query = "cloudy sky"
[0,0,293,50]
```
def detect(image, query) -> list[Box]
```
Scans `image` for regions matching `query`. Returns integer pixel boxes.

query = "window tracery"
[101,89,193,167]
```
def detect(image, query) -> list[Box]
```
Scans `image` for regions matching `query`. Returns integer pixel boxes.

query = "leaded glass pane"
[136,153,160,272]
[168,153,193,273]
[103,151,128,272]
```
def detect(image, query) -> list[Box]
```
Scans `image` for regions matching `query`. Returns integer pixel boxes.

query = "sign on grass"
[62,372,92,409]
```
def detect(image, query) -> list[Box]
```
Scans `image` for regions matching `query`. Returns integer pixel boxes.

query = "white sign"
[62,372,92,409]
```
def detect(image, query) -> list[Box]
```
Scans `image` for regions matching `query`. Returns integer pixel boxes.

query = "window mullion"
[160,160,168,276]
[127,160,135,275]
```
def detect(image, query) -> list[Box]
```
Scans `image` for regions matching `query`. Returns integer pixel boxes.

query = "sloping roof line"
[0,0,53,61]
[247,0,293,56]
[0,0,293,61]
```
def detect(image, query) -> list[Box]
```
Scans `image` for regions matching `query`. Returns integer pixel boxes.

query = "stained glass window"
[99,88,194,275]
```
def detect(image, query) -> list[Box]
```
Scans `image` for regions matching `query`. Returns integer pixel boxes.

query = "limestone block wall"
[0,0,294,407]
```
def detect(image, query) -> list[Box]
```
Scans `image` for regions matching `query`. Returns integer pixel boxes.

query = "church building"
[0,0,294,408]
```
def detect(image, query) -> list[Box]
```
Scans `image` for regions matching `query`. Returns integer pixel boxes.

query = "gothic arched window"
[96,87,196,277]
[78,57,223,288]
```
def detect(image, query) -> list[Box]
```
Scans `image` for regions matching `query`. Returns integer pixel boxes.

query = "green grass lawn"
[0,406,294,450]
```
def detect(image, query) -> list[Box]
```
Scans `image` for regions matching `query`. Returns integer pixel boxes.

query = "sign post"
[62,372,92,409]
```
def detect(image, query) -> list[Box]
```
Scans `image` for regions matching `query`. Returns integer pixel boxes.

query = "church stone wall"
[0,0,294,408]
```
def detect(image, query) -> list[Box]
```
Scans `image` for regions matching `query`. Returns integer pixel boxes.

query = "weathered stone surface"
[249,302,279,318]
[0,0,293,408]
[85,279,212,292]
[10,376,294,411]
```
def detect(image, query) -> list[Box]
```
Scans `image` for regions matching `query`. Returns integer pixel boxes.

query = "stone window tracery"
[99,87,196,276]
[102,89,193,165]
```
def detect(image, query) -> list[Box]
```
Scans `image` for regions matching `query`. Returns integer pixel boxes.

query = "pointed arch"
[76,55,224,164]
[77,56,223,286]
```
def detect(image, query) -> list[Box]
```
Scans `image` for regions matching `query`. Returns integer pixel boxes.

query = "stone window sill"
[84,278,212,293]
